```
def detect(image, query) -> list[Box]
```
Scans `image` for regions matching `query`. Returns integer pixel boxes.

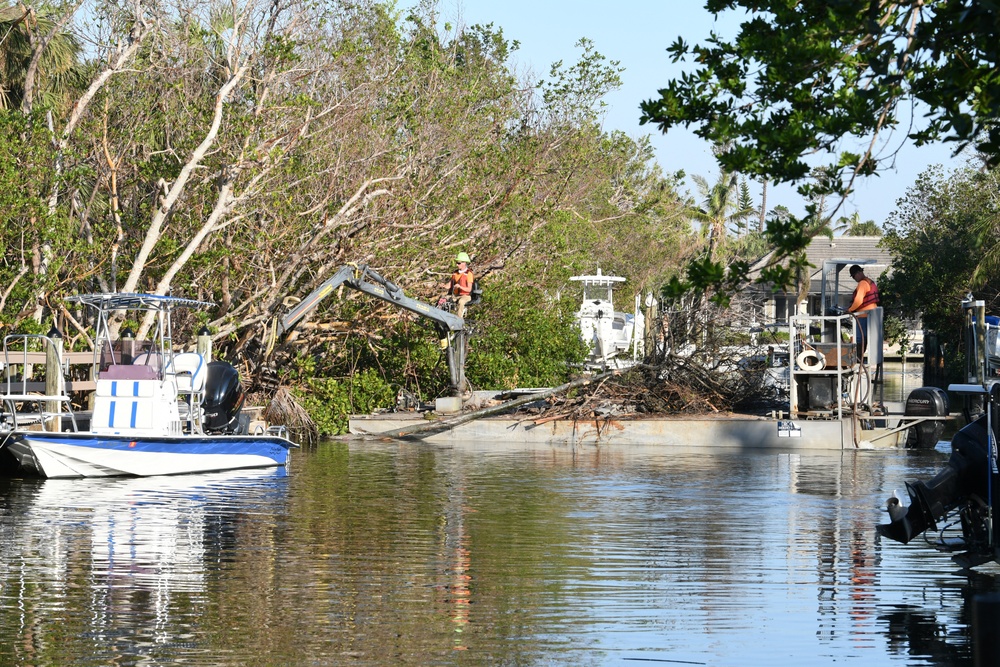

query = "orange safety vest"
[450,270,474,296]
[854,278,879,312]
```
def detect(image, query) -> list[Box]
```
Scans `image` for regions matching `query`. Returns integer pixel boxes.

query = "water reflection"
[0,469,289,666]
[0,443,996,666]
[880,361,924,403]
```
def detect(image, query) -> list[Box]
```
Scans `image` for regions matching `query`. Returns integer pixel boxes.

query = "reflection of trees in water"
[3,445,996,665]
[880,362,927,403]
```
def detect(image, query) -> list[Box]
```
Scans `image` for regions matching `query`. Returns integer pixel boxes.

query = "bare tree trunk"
[758,179,767,233]
[121,67,248,296]
[136,180,237,337]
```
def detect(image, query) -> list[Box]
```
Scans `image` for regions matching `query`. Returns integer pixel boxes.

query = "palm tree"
[838,211,882,236]
[0,4,82,112]
[688,170,756,256]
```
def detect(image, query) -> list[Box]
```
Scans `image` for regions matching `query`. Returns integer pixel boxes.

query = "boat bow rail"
[0,333,81,433]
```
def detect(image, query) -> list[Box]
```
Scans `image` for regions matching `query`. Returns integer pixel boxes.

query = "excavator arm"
[278,264,469,394]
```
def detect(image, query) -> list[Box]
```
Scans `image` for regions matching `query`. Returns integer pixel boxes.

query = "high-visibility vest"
[450,270,474,296]
[855,278,879,311]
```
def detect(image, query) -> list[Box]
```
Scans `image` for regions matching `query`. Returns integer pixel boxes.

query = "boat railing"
[788,313,858,419]
[1,334,82,432]
[265,424,288,439]
[164,352,207,434]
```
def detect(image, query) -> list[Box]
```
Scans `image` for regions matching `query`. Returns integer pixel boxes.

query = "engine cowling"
[904,386,949,449]
[202,361,246,434]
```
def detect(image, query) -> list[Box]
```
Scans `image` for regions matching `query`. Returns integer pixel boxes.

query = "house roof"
[748,236,891,294]
[750,236,892,281]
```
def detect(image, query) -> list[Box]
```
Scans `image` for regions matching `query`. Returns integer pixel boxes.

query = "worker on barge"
[440,252,475,319]
[848,264,879,360]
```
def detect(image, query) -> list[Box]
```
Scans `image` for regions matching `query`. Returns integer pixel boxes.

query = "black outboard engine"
[904,387,949,449]
[877,408,999,565]
[202,361,247,434]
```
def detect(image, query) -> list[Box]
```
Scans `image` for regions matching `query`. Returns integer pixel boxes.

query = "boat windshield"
[582,284,615,302]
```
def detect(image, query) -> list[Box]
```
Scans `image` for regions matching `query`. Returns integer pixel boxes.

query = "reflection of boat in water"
[0,293,296,478]
[5,468,288,595]
[570,269,645,370]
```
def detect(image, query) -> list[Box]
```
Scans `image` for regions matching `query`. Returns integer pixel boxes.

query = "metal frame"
[278,264,470,393]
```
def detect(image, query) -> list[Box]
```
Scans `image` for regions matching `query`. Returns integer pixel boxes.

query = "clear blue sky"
[427,0,967,227]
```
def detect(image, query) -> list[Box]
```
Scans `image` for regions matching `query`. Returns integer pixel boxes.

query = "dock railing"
[1,334,94,432]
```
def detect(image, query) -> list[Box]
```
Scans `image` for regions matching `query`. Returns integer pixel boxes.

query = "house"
[746,236,892,324]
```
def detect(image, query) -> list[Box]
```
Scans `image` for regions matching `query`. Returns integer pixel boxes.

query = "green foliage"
[0,4,84,112]
[293,369,395,436]
[728,231,770,263]
[0,110,86,326]
[466,285,588,390]
[883,315,910,358]
[541,38,624,123]
[880,164,1000,352]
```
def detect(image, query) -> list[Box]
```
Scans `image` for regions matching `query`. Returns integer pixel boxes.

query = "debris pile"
[263,386,319,444]
[508,350,786,423]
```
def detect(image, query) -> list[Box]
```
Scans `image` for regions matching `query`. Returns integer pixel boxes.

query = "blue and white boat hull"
[0,431,294,478]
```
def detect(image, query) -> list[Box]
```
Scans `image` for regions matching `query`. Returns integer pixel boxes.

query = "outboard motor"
[904,386,949,449]
[878,416,988,544]
[202,361,247,434]
[877,410,999,564]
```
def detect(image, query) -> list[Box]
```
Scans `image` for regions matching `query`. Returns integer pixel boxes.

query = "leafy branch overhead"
[642,1,1000,190]
[641,1,1000,294]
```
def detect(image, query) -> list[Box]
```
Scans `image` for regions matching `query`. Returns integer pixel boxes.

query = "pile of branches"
[263,386,319,444]
[513,358,784,423]
[511,299,788,422]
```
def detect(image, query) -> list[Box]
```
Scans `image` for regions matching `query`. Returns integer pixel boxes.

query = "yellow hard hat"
[456,252,471,263]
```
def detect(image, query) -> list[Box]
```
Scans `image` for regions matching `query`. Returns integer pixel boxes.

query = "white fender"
[796,349,826,372]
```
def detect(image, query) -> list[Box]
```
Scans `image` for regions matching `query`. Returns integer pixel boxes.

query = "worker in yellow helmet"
[439,251,474,318]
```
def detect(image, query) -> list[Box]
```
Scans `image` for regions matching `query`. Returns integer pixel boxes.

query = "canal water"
[0,437,994,666]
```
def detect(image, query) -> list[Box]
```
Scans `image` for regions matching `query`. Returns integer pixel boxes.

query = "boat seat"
[165,352,206,433]
[166,352,206,395]
[92,378,158,432]
[100,364,160,381]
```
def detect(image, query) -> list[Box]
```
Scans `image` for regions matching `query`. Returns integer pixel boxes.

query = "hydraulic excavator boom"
[278,264,469,394]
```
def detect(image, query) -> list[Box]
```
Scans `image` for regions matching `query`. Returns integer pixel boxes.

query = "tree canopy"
[0,0,698,429]
[881,164,1000,344]
[640,1,1000,197]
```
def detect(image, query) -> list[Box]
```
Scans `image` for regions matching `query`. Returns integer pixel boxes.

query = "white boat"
[570,269,645,369]
[0,293,296,478]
